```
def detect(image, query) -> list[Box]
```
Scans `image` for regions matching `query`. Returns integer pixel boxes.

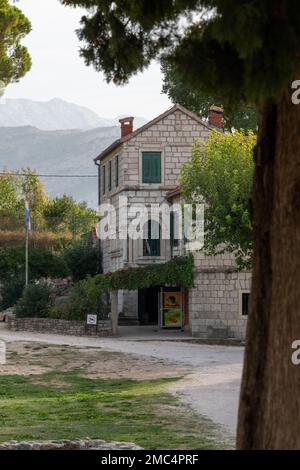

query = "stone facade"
[95,104,251,340]
[189,266,251,340]
[7,314,112,337]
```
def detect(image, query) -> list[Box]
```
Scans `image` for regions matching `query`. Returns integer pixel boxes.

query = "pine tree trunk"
[237,87,300,449]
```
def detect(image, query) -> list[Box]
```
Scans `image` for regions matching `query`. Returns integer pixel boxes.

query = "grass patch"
[0,371,228,449]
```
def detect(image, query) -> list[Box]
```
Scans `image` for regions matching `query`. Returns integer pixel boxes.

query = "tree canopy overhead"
[0,0,31,85]
[61,1,300,103]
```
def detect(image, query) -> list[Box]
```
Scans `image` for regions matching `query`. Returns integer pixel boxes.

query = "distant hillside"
[0,125,120,206]
[0,98,147,131]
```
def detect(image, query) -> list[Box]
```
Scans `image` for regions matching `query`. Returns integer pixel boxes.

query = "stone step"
[118,315,140,326]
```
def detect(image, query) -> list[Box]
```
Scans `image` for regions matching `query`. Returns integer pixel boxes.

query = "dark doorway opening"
[138,286,160,325]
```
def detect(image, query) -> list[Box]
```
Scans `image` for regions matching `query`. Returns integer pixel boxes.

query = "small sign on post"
[86,314,98,326]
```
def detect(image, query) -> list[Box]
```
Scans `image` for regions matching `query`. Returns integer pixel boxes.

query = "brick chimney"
[208,105,224,129]
[119,117,134,138]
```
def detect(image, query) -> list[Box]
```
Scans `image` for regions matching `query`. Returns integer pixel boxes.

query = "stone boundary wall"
[6,314,112,337]
[0,439,142,450]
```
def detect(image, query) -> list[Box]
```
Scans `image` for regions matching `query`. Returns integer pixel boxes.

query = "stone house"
[94,104,251,340]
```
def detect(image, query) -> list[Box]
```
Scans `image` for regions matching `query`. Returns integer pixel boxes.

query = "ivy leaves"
[80,255,194,299]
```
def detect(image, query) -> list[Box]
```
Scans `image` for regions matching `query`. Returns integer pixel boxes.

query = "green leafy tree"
[63,240,99,281]
[0,0,31,86]
[0,168,48,224]
[42,195,97,235]
[0,246,69,283]
[63,0,300,448]
[0,169,21,216]
[181,130,255,268]
[161,60,257,131]
[0,170,96,236]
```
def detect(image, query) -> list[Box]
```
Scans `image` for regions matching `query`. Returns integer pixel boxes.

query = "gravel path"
[0,325,244,438]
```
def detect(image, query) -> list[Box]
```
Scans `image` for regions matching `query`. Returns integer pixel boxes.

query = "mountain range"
[0,98,147,131]
[0,99,148,205]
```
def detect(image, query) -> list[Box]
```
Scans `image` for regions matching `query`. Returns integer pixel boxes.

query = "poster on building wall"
[161,290,182,328]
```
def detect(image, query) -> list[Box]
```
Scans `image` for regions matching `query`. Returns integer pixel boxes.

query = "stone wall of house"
[6,314,112,337]
[189,266,251,341]
[98,108,211,320]
[99,108,210,276]
[121,109,209,187]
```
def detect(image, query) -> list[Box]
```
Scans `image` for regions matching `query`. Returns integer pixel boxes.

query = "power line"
[0,172,97,178]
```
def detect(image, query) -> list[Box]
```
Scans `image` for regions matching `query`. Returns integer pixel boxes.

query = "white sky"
[6,0,171,120]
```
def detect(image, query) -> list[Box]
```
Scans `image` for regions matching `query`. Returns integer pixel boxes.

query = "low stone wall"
[0,439,142,450]
[6,314,112,337]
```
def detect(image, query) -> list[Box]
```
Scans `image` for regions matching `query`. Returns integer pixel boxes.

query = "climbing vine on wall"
[81,255,194,303]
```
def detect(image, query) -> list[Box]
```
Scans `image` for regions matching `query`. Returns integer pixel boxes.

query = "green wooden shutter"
[108,160,112,191]
[102,165,106,194]
[142,152,161,183]
[115,155,119,187]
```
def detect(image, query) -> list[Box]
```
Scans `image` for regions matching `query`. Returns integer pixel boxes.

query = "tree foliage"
[181,130,255,268]
[63,240,99,281]
[161,59,257,131]
[0,0,31,86]
[61,1,300,104]
[0,168,46,220]
[81,255,194,306]
[0,246,69,283]
[0,169,97,237]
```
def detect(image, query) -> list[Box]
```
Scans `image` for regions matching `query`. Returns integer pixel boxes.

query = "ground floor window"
[240,292,250,316]
[143,219,161,256]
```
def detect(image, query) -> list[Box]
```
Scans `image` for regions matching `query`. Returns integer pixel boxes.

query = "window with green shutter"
[102,165,106,194]
[142,151,161,183]
[143,219,161,256]
[115,155,119,187]
[170,211,179,248]
[108,160,112,191]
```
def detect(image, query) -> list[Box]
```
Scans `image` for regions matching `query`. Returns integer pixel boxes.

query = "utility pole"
[24,200,30,286]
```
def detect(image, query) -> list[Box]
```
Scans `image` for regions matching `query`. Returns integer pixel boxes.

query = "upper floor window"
[115,155,119,187]
[142,151,161,184]
[108,160,112,191]
[143,219,161,256]
[102,165,106,194]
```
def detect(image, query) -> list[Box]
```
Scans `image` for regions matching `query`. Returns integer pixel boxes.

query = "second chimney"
[208,105,223,129]
[119,117,134,138]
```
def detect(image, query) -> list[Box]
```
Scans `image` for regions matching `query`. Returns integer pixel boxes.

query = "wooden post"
[111,290,119,336]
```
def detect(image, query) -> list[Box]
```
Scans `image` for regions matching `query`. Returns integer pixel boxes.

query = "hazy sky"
[6,0,171,120]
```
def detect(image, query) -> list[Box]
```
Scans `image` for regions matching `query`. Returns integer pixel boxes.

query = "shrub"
[63,242,99,281]
[0,276,24,310]
[49,282,110,321]
[15,282,53,318]
[0,246,69,282]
